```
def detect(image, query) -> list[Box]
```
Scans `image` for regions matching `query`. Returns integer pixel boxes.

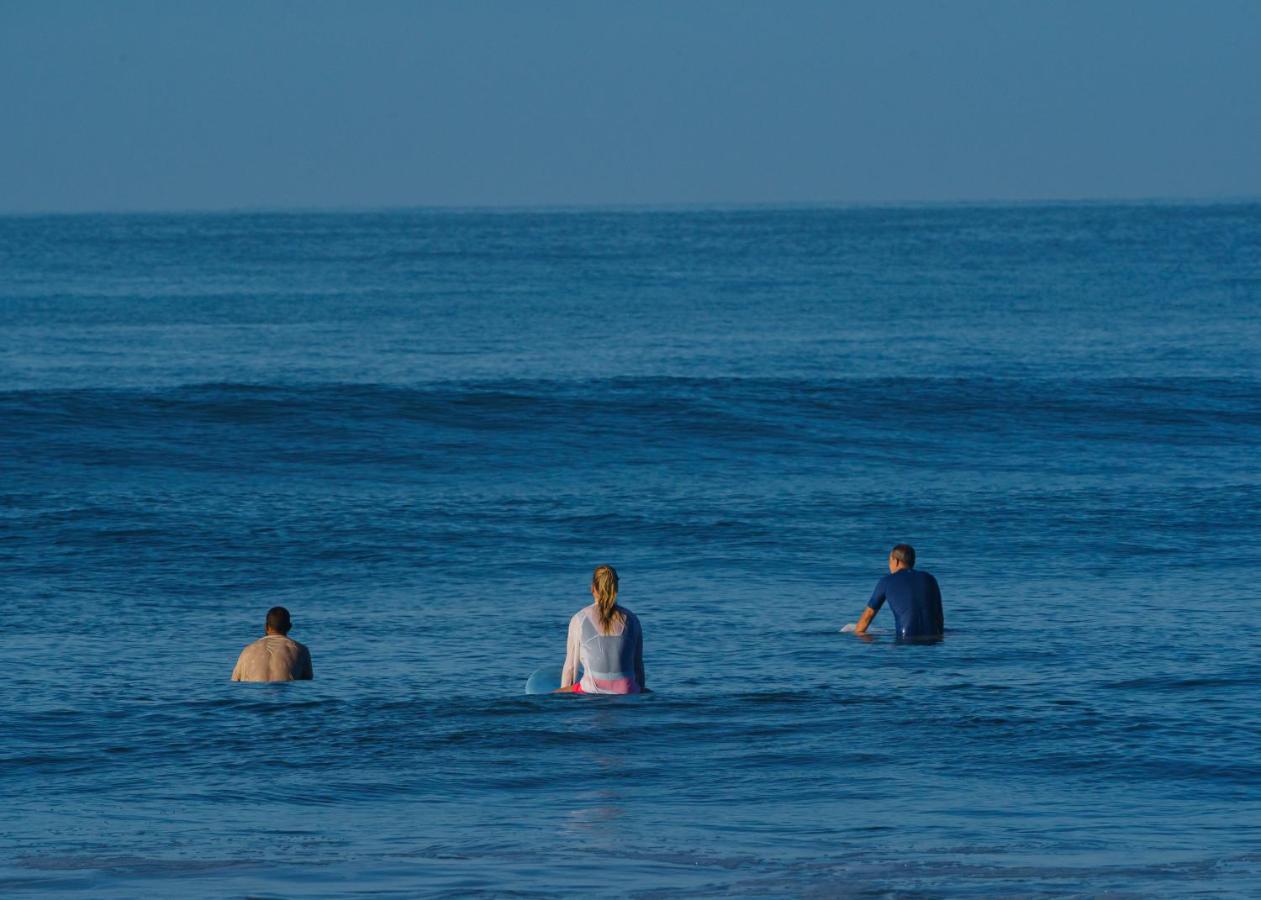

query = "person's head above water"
[888,544,916,572]
[590,564,623,634]
[265,606,292,636]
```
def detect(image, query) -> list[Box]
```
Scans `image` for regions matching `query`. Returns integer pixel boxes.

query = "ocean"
[2,203,1259,896]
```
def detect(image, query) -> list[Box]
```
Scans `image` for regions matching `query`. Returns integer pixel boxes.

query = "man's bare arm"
[853,606,876,635]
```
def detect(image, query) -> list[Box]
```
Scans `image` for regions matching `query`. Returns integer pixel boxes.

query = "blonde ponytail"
[591,564,623,635]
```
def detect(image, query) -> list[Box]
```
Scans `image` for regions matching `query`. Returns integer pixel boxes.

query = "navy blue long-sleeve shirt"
[867,568,944,639]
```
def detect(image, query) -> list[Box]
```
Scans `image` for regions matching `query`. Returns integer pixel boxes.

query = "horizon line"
[3,192,1259,219]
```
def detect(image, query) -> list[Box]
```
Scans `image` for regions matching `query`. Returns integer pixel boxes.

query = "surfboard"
[840,623,886,634]
[524,667,563,695]
[523,668,652,694]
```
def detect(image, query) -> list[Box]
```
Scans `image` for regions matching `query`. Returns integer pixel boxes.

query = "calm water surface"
[2,205,1260,896]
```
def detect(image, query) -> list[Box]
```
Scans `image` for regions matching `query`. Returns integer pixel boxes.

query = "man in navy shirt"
[852,544,944,640]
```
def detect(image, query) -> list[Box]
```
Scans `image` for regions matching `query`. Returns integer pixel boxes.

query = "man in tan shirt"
[231,606,314,682]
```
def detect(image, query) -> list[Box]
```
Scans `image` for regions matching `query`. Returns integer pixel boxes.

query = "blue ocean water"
[1,204,1259,897]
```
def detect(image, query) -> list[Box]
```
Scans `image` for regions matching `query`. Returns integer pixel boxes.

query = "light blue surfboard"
[524,667,563,695]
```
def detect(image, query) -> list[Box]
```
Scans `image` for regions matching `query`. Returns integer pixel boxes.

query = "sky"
[1,0,1259,213]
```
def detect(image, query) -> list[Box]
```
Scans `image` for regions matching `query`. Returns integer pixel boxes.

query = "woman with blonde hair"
[558,564,646,694]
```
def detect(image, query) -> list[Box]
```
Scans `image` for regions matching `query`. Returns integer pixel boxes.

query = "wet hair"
[590,565,624,635]
[890,544,916,567]
[265,606,292,634]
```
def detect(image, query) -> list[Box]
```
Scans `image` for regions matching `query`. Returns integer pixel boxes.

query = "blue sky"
[1,0,1258,212]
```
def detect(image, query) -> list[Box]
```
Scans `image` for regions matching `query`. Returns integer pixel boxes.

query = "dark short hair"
[890,544,916,567]
[266,606,292,634]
